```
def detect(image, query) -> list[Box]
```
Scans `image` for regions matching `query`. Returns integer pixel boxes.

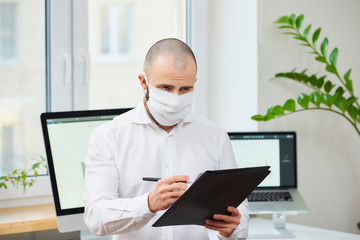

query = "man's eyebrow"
[155,84,193,89]
[156,84,174,88]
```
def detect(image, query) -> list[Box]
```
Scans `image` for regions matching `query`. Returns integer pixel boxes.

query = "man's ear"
[194,77,198,84]
[138,74,147,90]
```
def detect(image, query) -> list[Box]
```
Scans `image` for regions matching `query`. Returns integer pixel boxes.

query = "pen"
[142,177,192,184]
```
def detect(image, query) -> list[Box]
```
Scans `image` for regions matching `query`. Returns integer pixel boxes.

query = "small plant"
[0,156,48,192]
[252,14,360,136]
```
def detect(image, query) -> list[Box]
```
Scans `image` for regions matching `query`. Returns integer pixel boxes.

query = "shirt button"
[165,139,168,142]
[165,164,169,168]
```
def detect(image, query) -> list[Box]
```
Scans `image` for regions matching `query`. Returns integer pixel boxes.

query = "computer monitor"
[40,108,131,233]
[228,131,307,238]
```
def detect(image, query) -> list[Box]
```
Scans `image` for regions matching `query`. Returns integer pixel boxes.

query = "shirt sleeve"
[83,126,156,236]
[218,131,250,239]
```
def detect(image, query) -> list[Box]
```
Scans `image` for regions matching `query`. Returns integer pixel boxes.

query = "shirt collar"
[132,99,196,125]
[132,100,153,124]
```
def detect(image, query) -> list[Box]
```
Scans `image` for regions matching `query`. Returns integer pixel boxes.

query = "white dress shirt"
[84,102,249,240]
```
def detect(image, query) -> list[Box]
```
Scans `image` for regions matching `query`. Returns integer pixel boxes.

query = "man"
[84,38,249,239]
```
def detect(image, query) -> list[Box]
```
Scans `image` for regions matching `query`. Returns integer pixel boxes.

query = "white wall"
[207,0,258,132]
[258,0,360,234]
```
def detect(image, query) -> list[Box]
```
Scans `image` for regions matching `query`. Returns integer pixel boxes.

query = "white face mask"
[144,76,194,126]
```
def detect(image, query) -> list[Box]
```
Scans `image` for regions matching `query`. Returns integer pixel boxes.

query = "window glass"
[0,0,45,176]
[0,3,16,61]
[88,0,186,109]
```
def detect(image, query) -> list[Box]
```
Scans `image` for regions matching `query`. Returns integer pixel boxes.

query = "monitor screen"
[228,132,297,189]
[41,108,131,232]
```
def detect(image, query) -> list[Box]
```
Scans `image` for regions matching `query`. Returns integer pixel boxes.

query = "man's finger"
[166,182,188,191]
[227,206,241,216]
[160,175,189,184]
[212,214,240,224]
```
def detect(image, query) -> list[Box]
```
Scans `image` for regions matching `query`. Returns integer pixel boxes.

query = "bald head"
[143,38,197,76]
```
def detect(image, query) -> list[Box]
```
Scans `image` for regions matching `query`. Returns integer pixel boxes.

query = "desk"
[209,218,360,240]
[0,204,57,235]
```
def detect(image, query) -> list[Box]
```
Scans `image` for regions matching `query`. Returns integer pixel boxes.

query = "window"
[1,0,191,204]
[0,0,45,176]
[99,3,133,63]
[88,0,187,110]
[0,2,17,63]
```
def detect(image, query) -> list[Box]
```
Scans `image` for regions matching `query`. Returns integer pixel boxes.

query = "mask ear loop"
[144,88,149,101]
[144,75,150,101]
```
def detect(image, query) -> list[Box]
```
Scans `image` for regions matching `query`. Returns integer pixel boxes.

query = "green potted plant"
[252,14,359,136]
[0,156,47,192]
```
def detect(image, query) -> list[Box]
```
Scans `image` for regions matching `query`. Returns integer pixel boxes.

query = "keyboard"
[248,191,293,202]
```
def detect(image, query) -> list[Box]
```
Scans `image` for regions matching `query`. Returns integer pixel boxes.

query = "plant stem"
[278,107,360,136]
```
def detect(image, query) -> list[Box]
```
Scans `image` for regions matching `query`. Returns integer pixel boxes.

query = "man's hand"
[148,175,189,213]
[205,206,241,237]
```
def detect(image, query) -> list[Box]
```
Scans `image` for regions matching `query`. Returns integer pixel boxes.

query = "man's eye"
[180,88,190,92]
[161,86,171,91]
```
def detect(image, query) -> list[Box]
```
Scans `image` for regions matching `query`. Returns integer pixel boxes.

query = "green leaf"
[294,36,307,42]
[347,106,359,121]
[295,14,304,29]
[344,69,353,93]
[335,96,346,112]
[312,28,321,46]
[264,113,275,121]
[0,176,6,180]
[324,81,334,93]
[34,170,39,178]
[275,16,291,24]
[283,99,296,112]
[322,94,332,108]
[344,69,352,81]
[297,93,310,109]
[309,92,322,107]
[329,48,338,67]
[345,79,353,94]
[272,105,285,116]
[278,25,294,29]
[309,75,317,86]
[32,163,40,169]
[303,24,311,39]
[335,86,345,96]
[320,37,328,57]
[284,32,298,36]
[315,56,327,64]
[344,97,358,112]
[289,14,296,26]
[251,115,265,121]
[316,76,325,89]
[325,65,337,74]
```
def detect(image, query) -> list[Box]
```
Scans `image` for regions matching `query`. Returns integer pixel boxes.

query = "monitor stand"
[248,213,295,239]
[80,229,112,240]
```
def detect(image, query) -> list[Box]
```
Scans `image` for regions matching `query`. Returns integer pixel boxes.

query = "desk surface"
[1,206,359,239]
[247,218,360,240]
[0,203,57,235]
[208,218,360,240]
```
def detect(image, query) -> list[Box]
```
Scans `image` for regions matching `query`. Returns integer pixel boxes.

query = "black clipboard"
[153,166,270,227]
